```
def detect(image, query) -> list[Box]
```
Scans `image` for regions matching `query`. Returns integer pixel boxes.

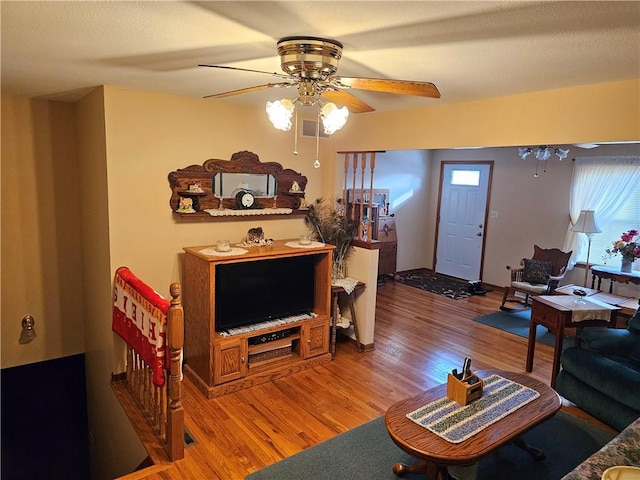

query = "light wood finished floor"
[120,281,615,480]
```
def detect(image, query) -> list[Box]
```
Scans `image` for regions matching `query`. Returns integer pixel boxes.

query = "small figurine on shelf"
[247,227,264,244]
[243,227,273,246]
[188,182,204,193]
[176,197,195,214]
[289,180,300,193]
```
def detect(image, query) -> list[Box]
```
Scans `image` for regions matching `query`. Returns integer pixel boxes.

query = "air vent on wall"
[302,120,329,139]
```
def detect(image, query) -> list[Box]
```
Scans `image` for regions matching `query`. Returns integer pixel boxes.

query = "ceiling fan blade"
[198,64,290,79]
[321,89,375,114]
[333,76,441,99]
[204,82,293,99]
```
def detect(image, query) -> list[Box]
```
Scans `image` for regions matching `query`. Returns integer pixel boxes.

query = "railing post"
[166,282,185,461]
[367,152,376,242]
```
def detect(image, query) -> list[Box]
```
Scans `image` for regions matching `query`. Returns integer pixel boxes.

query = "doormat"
[397,270,471,300]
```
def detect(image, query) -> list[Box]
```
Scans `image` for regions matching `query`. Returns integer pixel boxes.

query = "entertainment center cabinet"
[182,240,334,398]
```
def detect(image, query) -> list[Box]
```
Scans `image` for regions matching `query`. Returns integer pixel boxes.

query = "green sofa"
[556,305,640,432]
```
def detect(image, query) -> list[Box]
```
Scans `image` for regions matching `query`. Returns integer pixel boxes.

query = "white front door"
[436,163,492,281]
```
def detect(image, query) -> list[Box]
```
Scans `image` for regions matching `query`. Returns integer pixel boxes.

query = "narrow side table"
[591,265,640,293]
[527,295,619,387]
[330,282,365,359]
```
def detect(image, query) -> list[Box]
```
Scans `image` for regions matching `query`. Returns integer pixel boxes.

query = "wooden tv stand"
[182,240,334,398]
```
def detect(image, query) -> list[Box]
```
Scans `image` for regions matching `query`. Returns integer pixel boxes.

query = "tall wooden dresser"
[377,215,397,278]
[345,188,397,278]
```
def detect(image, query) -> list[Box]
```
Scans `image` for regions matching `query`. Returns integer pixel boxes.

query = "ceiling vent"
[302,119,329,138]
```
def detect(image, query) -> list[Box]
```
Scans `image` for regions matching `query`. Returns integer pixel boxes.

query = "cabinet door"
[213,337,247,384]
[379,242,398,276]
[301,318,329,358]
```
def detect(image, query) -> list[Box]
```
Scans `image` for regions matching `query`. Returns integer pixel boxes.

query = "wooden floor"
[122,281,614,480]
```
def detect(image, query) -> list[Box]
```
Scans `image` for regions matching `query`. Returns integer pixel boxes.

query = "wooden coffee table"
[384,369,560,480]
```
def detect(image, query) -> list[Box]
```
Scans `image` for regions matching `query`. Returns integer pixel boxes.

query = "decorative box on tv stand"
[446,372,483,405]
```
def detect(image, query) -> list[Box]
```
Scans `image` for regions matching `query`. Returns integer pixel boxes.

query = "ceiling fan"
[198,36,441,115]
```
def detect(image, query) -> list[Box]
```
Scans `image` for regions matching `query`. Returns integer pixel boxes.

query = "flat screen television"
[214,255,316,332]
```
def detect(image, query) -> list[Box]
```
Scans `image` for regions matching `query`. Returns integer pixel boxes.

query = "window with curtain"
[565,157,640,271]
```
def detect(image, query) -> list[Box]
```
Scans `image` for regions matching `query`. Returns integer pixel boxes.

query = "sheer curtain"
[564,156,640,269]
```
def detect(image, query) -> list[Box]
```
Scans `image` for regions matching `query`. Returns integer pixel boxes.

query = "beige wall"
[333,79,640,152]
[75,87,142,479]
[1,96,85,368]
[101,85,332,288]
[1,77,638,478]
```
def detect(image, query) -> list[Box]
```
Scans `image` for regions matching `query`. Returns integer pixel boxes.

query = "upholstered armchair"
[500,245,572,311]
[556,304,640,431]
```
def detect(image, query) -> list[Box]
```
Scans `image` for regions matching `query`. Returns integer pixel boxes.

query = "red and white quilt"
[112,267,169,386]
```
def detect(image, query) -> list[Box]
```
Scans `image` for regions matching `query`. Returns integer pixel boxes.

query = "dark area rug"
[473,310,575,348]
[245,411,614,480]
[397,270,471,300]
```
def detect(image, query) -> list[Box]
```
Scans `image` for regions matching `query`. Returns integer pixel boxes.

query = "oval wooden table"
[384,369,561,480]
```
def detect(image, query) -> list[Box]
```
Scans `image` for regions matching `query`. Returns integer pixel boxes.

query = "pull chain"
[314,109,321,168]
[293,109,298,156]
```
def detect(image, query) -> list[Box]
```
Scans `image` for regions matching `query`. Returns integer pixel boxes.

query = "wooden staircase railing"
[111,280,185,463]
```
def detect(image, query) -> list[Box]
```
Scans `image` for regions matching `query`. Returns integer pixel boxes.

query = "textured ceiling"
[2,1,639,112]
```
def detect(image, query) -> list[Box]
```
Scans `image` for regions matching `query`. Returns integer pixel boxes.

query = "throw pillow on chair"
[522,259,553,284]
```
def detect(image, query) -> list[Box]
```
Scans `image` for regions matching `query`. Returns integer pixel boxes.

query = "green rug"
[246,412,613,480]
[473,310,575,348]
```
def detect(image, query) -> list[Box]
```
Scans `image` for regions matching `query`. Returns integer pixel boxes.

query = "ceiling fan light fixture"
[277,36,343,79]
[518,147,532,159]
[555,148,569,160]
[266,99,295,131]
[320,102,349,135]
[517,145,570,177]
[535,146,551,161]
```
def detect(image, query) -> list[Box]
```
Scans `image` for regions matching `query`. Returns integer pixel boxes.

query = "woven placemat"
[406,374,540,443]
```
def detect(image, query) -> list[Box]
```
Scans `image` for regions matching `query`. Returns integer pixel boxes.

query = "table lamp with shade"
[571,210,602,286]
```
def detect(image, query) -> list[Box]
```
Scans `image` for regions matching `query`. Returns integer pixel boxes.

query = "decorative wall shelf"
[168,151,308,220]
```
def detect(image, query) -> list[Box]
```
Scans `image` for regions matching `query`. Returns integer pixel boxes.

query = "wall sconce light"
[517,146,570,177]
[19,314,37,344]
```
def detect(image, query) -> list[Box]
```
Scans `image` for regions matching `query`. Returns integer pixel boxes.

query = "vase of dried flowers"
[304,198,358,280]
